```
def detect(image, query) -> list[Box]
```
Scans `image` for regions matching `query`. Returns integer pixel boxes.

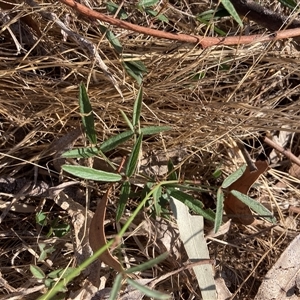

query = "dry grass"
[1,0,300,299]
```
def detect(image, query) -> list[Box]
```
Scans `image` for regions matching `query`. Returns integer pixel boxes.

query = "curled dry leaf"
[224,160,268,225]
[89,187,123,272]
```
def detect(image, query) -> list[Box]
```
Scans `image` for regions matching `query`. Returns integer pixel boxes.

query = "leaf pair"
[214,161,276,233]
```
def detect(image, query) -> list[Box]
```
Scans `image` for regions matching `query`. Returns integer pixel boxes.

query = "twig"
[59,0,300,48]
[262,136,300,167]
[237,141,258,172]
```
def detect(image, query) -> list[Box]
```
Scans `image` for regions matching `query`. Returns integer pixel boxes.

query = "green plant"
[62,84,214,222]
[55,83,277,299]
[35,212,71,238]
[65,83,276,231]
[31,264,76,296]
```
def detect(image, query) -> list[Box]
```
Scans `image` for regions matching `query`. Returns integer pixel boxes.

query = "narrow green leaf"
[231,190,276,223]
[125,134,143,177]
[62,131,134,158]
[79,83,97,144]
[167,184,211,193]
[169,190,215,222]
[197,8,230,21]
[125,59,147,72]
[100,130,134,153]
[109,273,122,300]
[30,265,45,280]
[140,126,171,135]
[197,16,227,36]
[212,168,222,179]
[278,0,297,9]
[221,0,243,27]
[123,61,147,85]
[62,147,100,159]
[126,252,168,273]
[167,159,177,181]
[62,165,122,182]
[99,25,123,54]
[138,0,159,8]
[127,278,170,300]
[222,164,247,189]
[119,109,134,132]
[145,9,169,23]
[106,2,128,19]
[214,188,225,233]
[116,181,131,222]
[132,86,143,128]
[170,190,204,208]
[192,71,206,80]
[153,185,162,217]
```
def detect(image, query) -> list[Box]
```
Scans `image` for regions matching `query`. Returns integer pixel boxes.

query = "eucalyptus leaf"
[170,197,216,299]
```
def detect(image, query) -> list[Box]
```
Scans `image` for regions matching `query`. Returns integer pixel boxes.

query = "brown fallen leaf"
[224,160,269,225]
[89,187,124,272]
